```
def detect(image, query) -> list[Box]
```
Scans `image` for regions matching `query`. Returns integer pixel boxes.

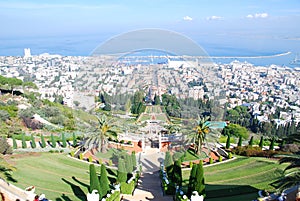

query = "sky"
[0,0,300,58]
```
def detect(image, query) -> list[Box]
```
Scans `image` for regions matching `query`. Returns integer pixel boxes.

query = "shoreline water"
[0,35,299,67]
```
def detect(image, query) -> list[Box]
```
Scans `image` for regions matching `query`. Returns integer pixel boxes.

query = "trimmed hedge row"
[231,146,288,157]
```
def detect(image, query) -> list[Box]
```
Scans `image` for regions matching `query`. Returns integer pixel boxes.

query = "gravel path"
[121,148,173,201]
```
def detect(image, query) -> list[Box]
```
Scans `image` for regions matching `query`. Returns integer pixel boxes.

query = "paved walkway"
[121,148,173,201]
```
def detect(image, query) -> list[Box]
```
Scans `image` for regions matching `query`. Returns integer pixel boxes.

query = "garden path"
[121,147,173,201]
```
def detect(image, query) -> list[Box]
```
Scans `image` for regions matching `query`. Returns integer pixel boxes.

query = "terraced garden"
[8,152,286,201]
[182,156,286,201]
[8,152,116,201]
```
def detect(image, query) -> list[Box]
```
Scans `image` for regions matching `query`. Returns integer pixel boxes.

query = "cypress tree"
[248,136,254,147]
[269,137,275,151]
[117,158,127,182]
[164,151,173,179]
[173,160,182,187]
[125,154,133,173]
[31,134,36,148]
[72,133,77,147]
[195,160,205,196]
[237,136,242,147]
[99,164,110,199]
[259,136,264,149]
[188,164,198,196]
[12,135,17,149]
[41,134,46,148]
[225,135,231,149]
[131,151,137,170]
[89,164,101,194]
[21,133,27,149]
[61,133,67,148]
[51,133,56,148]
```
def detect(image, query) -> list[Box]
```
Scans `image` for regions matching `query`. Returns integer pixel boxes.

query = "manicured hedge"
[120,180,135,194]
[231,146,287,157]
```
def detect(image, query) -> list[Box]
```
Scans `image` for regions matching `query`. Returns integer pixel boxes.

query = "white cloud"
[183,16,193,21]
[246,13,269,19]
[206,16,223,20]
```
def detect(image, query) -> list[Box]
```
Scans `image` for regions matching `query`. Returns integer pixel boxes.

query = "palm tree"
[271,132,300,190]
[193,116,210,155]
[83,114,117,153]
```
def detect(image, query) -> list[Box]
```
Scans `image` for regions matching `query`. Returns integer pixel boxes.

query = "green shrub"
[51,134,56,148]
[41,134,46,148]
[228,152,232,159]
[120,180,135,194]
[88,156,93,163]
[89,164,101,194]
[188,163,198,196]
[98,158,103,164]
[209,157,213,164]
[99,164,110,199]
[248,136,254,147]
[117,158,127,183]
[31,134,36,148]
[189,161,193,168]
[79,153,83,160]
[108,160,113,166]
[12,135,17,149]
[105,190,120,201]
[259,136,264,149]
[269,137,275,150]
[61,133,67,148]
[237,136,242,147]
[173,160,182,186]
[219,156,223,162]
[226,135,231,149]
[21,134,27,149]
[72,133,77,147]
[131,151,137,169]
[70,150,74,157]
[195,161,205,197]
[231,146,285,157]
[164,151,173,179]
[125,154,133,173]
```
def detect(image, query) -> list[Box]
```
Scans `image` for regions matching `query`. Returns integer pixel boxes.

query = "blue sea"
[0,33,299,67]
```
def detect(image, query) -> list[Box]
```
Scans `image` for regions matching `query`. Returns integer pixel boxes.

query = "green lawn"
[10,153,117,201]
[182,156,286,201]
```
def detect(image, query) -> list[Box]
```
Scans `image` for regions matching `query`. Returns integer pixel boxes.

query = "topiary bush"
[72,133,77,147]
[21,133,27,149]
[209,157,213,164]
[89,164,101,194]
[99,164,110,199]
[12,135,17,149]
[41,134,46,148]
[117,158,127,183]
[31,134,36,148]
[51,134,56,148]
[61,133,67,148]
[219,156,223,162]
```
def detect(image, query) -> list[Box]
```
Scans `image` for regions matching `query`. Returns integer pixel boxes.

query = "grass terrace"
[181,156,286,201]
[9,152,117,201]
